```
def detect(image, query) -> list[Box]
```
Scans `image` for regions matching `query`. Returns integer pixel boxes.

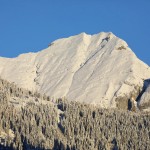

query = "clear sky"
[0,1,150,65]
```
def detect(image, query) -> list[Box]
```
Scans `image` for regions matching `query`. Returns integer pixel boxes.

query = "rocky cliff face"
[138,79,150,111]
[0,32,150,109]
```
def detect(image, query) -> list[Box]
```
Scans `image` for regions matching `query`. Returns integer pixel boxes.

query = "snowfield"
[0,32,150,108]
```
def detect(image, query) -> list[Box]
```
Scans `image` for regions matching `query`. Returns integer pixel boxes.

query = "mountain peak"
[0,32,150,109]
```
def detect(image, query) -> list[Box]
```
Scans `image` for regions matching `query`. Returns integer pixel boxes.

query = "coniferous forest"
[0,78,150,150]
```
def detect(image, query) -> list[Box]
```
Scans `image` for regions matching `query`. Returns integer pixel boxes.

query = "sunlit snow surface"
[0,32,150,108]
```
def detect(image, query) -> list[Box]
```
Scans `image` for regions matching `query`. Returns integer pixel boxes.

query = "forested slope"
[0,78,150,150]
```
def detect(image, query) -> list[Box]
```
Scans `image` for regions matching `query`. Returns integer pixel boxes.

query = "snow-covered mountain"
[0,32,150,109]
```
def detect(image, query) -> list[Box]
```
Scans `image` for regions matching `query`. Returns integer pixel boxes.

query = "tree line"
[0,77,150,150]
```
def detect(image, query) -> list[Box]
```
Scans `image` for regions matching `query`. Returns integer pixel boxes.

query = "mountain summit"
[0,32,150,109]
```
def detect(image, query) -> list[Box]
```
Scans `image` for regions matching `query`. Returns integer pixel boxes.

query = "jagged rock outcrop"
[0,32,150,109]
[138,80,150,111]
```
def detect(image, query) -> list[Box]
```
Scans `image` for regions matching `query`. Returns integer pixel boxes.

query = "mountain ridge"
[0,32,150,109]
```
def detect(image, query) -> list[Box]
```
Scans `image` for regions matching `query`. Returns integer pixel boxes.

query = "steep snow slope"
[0,32,150,108]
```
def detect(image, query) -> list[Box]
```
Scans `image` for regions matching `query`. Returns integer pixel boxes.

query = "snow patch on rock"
[139,81,150,111]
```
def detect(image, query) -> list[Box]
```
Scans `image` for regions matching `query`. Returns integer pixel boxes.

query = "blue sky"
[0,1,150,65]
